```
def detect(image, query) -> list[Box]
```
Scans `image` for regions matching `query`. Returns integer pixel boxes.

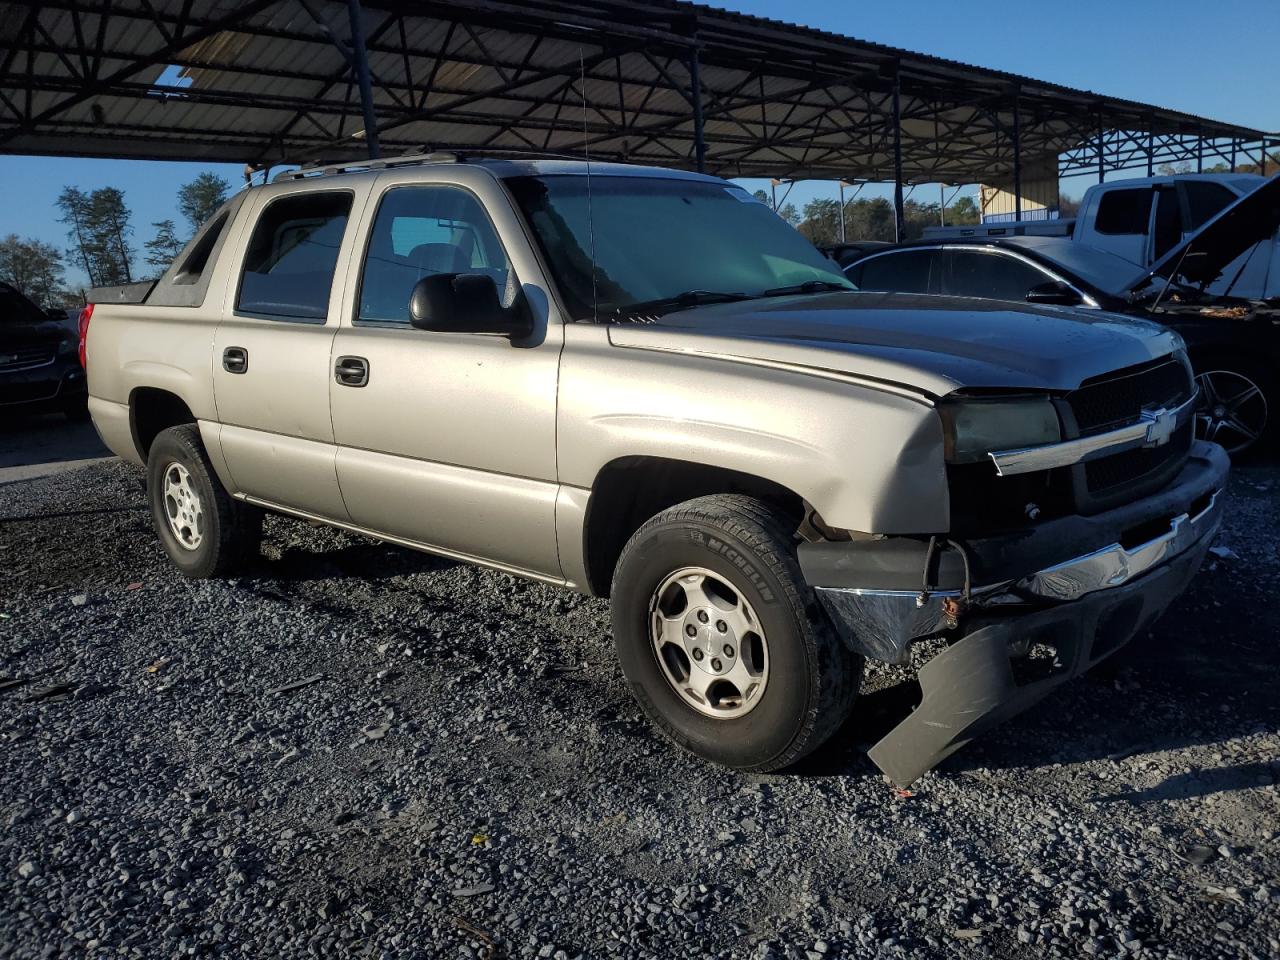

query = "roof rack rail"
[270,148,613,183]
[273,152,462,182]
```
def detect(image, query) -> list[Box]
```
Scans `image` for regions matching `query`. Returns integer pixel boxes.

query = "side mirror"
[408,273,533,338]
[1025,280,1083,307]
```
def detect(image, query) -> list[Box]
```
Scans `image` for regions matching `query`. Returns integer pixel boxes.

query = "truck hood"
[607,292,1181,397]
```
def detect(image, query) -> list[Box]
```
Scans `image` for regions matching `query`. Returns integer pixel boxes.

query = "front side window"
[358,185,512,324]
[941,249,1049,301]
[237,191,353,321]
[1094,188,1154,235]
[849,250,937,294]
[1183,181,1237,230]
[505,176,851,320]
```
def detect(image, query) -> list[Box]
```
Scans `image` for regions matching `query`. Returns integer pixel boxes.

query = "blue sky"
[1,0,1275,286]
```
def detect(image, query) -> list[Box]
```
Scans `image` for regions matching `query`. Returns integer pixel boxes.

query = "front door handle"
[222,346,248,374]
[334,355,369,387]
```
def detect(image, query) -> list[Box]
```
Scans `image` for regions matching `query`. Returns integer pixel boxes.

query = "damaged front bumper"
[798,440,1229,786]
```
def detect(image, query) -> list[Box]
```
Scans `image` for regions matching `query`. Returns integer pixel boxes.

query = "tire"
[1191,354,1277,460]
[611,494,861,772]
[146,424,262,578]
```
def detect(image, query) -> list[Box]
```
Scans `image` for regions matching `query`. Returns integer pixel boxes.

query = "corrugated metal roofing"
[0,0,1270,181]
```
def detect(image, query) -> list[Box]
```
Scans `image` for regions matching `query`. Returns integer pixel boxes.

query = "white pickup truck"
[926,173,1269,285]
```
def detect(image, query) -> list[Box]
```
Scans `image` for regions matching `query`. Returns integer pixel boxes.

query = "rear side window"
[238,192,353,321]
[357,185,512,325]
[941,249,1050,301]
[1183,181,1237,230]
[1094,188,1153,235]
[850,250,936,294]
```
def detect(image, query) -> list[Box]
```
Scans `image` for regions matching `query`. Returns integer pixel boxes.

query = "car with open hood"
[83,155,1227,786]
[846,174,1280,456]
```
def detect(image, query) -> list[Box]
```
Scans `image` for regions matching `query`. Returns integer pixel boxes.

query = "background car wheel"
[611,494,861,772]
[1192,355,1275,458]
[147,424,262,578]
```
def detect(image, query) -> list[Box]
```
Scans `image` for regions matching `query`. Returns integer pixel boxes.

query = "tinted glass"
[0,286,46,325]
[1152,187,1183,260]
[942,249,1049,301]
[359,185,513,324]
[1094,188,1153,235]
[505,176,851,320]
[851,250,936,294]
[1183,181,1237,230]
[238,192,352,320]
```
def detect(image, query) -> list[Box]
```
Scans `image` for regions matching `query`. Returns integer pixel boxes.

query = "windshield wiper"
[613,289,755,317]
[761,279,852,297]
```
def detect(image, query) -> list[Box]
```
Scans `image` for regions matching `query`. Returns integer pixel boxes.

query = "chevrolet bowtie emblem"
[1142,406,1178,447]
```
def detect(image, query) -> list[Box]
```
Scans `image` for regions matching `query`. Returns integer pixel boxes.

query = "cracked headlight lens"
[938,397,1061,464]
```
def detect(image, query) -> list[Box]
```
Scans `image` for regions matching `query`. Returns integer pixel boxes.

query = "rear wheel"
[1193,357,1275,458]
[147,424,261,578]
[611,494,861,771]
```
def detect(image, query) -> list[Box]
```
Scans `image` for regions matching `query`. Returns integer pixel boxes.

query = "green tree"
[777,203,801,227]
[55,186,98,284]
[797,197,842,245]
[145,219,185,272]
[0,235,66,307]
[843,196,896,242]
[88,187,134,285]
[178,172,230,232]
[752,188,772,206]
[946,195,981,225]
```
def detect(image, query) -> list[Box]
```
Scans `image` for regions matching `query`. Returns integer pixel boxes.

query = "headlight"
[938,397,1061,463]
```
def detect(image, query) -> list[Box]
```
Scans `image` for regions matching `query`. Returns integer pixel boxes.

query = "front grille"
[0,344,57,371]
[1085,421,1194,493]
[1068,357,1191,436]
[1065,357,1195,507]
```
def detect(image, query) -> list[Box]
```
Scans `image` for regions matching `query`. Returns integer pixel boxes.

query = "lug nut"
[696,610,709,623]
[692,648,705,661]
[685,624,697,637]
[710,658,723,671]
[723,644,734,658]
[716,620,727,633]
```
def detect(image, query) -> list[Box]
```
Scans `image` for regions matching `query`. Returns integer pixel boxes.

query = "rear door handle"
[222,346,248,374]
[334,355,369,387]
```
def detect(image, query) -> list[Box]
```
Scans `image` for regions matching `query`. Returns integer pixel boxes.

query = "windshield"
[505,174,852,320]
[0,287,47,325]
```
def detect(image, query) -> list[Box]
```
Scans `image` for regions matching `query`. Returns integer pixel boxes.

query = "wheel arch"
[581,455,806,598]
[129,386,198,462]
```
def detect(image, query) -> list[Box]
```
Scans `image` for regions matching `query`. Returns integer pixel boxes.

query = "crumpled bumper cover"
[797,440,1229,786]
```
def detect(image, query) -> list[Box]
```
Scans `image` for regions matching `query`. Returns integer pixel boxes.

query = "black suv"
[0,282,88,422]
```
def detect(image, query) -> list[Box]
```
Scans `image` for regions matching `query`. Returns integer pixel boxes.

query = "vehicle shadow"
[0,412,109,472]
[1094,762,1275,804]
[251,535,460,584]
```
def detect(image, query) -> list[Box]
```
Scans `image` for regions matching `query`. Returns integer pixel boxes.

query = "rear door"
[327,171,563,578]
[938,248,1056,302]
[212,184,370,520]
[846,249,940,294]
[1084,186,1155,266]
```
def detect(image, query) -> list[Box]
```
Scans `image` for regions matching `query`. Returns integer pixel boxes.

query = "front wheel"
[611,494,861,772]
[1194,358,1275,458]
[147,424,262,578]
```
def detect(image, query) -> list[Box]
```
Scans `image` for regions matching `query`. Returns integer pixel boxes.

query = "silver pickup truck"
[83,155,1227,785]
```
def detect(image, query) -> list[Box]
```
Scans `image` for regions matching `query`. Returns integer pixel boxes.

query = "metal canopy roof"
[0,0,1271,186]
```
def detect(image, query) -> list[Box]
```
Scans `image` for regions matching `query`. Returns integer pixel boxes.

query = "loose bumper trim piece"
[988,390,1197,477]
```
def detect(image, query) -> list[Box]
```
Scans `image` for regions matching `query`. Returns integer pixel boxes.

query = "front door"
[328,176,563,579]
[212,186,366,520]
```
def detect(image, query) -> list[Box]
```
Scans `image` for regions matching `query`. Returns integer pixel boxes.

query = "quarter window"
[237,192,353,321]
[1183,181,1237,230]
[1094,188,1154,235]
[358,185,512,324]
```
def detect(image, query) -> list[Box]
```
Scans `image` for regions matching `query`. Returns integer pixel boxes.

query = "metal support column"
[1197,130,1203,173]
[1231,139,1237,173]
[1261,140,1268,177]
[346,0,380,159]
[1096,109,1105,183]
[1011,89,1022,221]
[688,42,706,174]
[838,181,846,242]
[892,68,904,242]
[1146,127,1154,177]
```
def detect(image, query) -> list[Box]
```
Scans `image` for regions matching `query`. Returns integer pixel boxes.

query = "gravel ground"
[1,456,1278,960]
